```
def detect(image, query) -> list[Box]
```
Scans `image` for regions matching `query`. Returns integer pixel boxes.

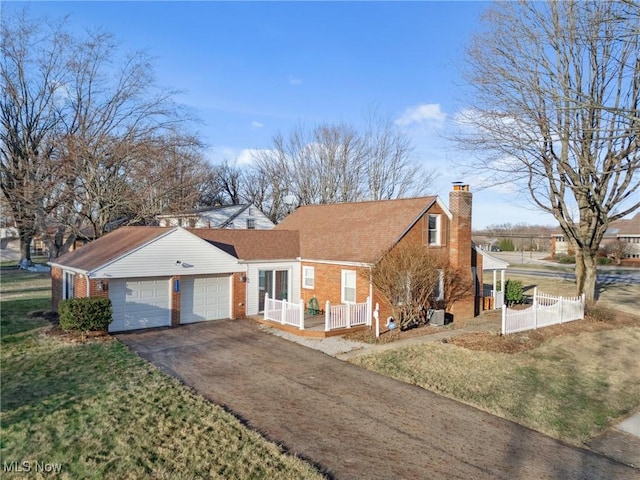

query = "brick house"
[275,184,480,323]
[50,185,484,333]
[551,212,640,264]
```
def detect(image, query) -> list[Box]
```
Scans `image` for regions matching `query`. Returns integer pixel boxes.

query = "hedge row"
[59,297,113,332]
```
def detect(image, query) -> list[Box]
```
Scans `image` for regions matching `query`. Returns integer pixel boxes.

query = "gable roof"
[49,227,172,272]
[274,196,439,263]
[189,229,299,260]
[49,226,300,273]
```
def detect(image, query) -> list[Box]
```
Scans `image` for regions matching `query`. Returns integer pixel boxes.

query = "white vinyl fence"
[263,293,304,330]
[324,297,371,331]
[502,288,585,335]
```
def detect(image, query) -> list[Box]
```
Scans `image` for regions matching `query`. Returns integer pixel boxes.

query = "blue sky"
[4,1,562,229]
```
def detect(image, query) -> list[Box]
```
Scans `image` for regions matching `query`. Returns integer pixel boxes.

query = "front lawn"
[0,269,324,479]
[350,317,640,446]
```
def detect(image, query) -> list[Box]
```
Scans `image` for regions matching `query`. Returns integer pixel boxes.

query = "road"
[490,252,640,285]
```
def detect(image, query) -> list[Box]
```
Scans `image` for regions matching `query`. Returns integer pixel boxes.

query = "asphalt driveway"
[118,319,636,479]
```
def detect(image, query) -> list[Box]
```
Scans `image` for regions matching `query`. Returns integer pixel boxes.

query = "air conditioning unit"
[430,309,445,326]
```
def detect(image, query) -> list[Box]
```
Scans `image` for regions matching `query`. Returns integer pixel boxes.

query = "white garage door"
[180,275,231,324]
[109,278,171,332]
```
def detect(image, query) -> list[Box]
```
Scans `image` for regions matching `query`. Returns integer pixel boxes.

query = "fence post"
[366,296,372,326]
[581,293,585,319]
[501,304,506,335]
[264,292,269,320]
[280,298,286,325]
[346,303,351,328]
[298,299,305,330]
[325,300,330,331]
[559,296,564,324]
[533,287,538,329]
[374,303,380,338]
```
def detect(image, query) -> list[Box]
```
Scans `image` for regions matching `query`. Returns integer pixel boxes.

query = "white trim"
[341,269,357,303]
[49,264,89,276]
[240,258,299,264]
[427,214,442,246]
[299,258,373,268]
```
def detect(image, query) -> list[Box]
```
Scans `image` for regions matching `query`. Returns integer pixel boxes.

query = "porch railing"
[263,293,304,330]
[324,297,371,331]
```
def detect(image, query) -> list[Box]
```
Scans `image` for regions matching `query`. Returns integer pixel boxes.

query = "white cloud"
[235,148,275,166]
[251,121,264,129]
[289,76,303,86]
[395,103,447,126]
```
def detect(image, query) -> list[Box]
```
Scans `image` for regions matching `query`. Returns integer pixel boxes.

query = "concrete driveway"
[119,319,636,480]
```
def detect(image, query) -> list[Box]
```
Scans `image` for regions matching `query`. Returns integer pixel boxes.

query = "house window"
[341,270,356,303]
[246,218,256,229]
[188,218,197,228]
[248,207,254,216]
[303,266,315,289]
[425,214,441,246]
[63,271,76,300]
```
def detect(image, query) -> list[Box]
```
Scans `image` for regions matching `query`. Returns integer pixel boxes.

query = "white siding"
[245,261,301,316]
[92,228,245,279]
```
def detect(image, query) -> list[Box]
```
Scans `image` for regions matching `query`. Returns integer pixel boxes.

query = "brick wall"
[300,261,371,312]
[232,272,247,319]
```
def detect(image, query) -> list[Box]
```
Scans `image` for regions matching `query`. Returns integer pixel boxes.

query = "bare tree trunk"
[19,232,33,267]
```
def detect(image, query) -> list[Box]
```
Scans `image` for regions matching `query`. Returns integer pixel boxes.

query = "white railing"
[502,288,585,335]
[263,293,305,330]
[324,297,371,331]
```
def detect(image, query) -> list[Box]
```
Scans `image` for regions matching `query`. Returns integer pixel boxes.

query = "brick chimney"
[448,183,476,321]
[449,183,472,270]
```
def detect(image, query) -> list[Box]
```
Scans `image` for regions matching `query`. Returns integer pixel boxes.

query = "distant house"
[50,185,493,334]
[551,213,640,264]
[157,204,274,230]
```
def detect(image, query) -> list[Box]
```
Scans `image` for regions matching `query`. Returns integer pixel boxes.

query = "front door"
[258,269,289,311]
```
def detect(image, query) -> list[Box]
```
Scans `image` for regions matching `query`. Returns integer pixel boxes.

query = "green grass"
[351,326,640,446]
[0,270,325,479]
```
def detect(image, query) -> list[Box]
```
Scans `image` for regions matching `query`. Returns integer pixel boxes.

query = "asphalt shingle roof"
[274,196,437,263]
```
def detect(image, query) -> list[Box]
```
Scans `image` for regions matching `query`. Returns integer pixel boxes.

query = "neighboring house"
[551,213,640,264]
[50,185,487,333]
[156,204,274,230]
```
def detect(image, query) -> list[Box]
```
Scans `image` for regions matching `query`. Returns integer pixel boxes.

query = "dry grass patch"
[351,323,640,446]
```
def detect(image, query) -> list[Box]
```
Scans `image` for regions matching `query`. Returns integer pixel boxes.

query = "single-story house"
[156,203,274,230]
[50,185,492,334]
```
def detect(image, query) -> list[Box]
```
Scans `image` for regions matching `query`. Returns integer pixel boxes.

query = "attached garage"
[180,275,231,324]
[109,278,171,332]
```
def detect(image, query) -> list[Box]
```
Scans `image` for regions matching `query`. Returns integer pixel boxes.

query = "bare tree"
[605,239,631,265]
[1,11,206,261]
[0,12,68,265]
[250,116,434,222]
[368,243,471,330]
[457,0,640,300]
